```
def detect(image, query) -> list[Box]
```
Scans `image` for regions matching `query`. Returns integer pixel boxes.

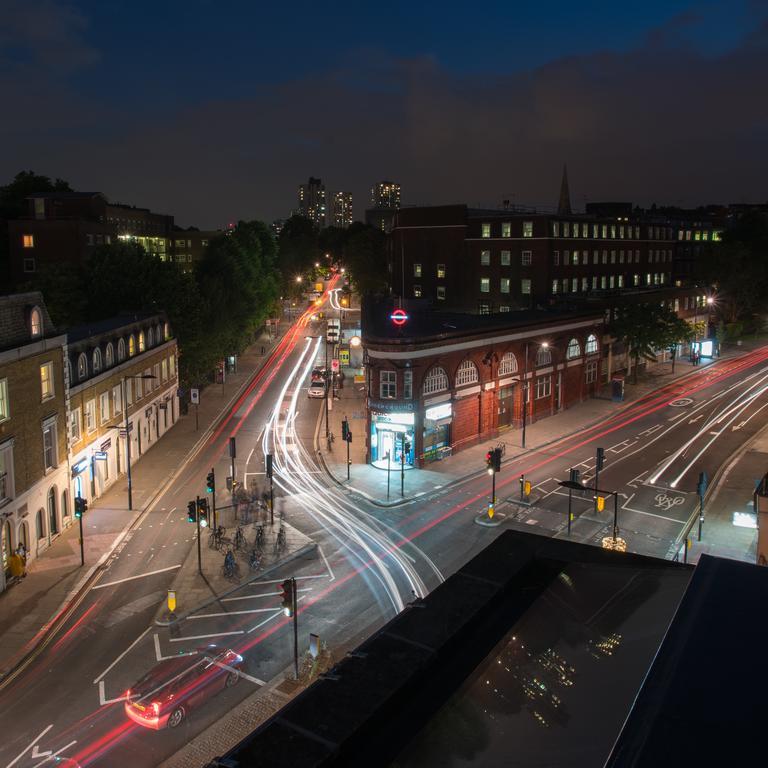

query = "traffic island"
[154,518,317,627]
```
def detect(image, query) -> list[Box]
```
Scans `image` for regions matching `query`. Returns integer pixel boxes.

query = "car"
[308,381,326,398]
[125,646,243,730]
[311,367,326,380]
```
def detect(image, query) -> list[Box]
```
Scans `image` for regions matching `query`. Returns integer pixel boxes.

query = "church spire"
[557,164,572,215]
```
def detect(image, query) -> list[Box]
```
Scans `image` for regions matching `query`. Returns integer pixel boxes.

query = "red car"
[125,646,243,729]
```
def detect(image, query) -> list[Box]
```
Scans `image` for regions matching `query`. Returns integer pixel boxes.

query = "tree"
[343,223,388,296]
[656,307,695,374]
[277,215,320,293]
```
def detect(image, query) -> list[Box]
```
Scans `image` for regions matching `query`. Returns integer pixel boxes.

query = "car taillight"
[125,689,131,699]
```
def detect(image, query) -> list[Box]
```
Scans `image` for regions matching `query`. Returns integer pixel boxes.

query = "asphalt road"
[2,328,767,768]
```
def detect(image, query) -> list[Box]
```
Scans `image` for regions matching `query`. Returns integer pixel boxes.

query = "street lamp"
[121,374,156,510]
[295,275,303,283]
[509,340,548,449]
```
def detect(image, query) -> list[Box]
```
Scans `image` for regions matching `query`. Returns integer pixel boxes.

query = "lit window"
[571,278,578,292]
[0,379,8,422]
[148,327,155,347]
[481,223,491,238]
[581,277,588,292]
[521,279,531,295]
[413,263,422,278]
[105,343,114,367]
[40,362,54,399]
[611,225,616,238]
[536,347,552,367]
[480,251,490,266]
[456,360,479,386]
[42,422,57,471]
[582,223,588,237]
[100,391,110,423]
[501,250,511,266]
[585,334,598,354]
[422,366,449,394]
[380,370,397,399]
[30,307,42,337]
[552,221,559,237]
[85,399,96,433]
[502,222,511,238]
[551,279,558,294]
[413,285,422,298]
[500,278,510,293]
[523,221,533,238]
[70,407,81,443]
[498,352,517,376]
[22,234,34,248]
[564,222,570,237]
[161,359,168,381]
[592,224,599,238]
[138,332,146,352]
[480,277,490,293]
[437,286,446,300]
[572,252,579,266]
[521,251,532,266]
[128,335,136,356]
[566,338,581,359]
[169,354,176,377]
[437,263,446,278]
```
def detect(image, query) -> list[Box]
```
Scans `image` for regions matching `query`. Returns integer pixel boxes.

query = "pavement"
[320,340,767,564]
[0,323,290,683]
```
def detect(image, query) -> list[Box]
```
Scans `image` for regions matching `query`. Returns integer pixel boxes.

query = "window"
[403,370,413,400]
[23,234,34,248]
[521,279,531,294]
[422,366,449,395]
[413,263,422,277]
[551,279,558,294]
[571,278,578,293]
[128,335,136,356]
[633,274,640,286]
[535,375,552,399]
[0,442,14,503]
[523,221,533,238]
[593,251,598,264]
[481,223,491,238]
[164,322,170,340]
[23,257,36,272]
[592,224,599,238]
[125,379,133,405]
[161,359,168,382]
[84,399,96,433]
[413,285,422,298]
[76,353,87,380]
[564,222,570,237]
[40,362,54,399]
[500,278,510,293]
[581,277,588,292]
[456,360,479,386]
[30,307,42,337]
[169,354,176,378]
[480,277,490,293]
[36,509,44,541]
[70,407,81,443]
[0,379,8,422]
[43,421,57,470]
[92,348,102,374]
[553,251,560,266]
[502,222,511,237]
[585,334,598,354]
[117,338,126,361]
[618,275,625,287]
[536,346,552,366]
[501,250,511,266]
[113,385,122,415]
[138,331,146,353]
[437,263,446,278]
[601,224,608,238]
[586,361,598,384]
[521,251,532,266]
[610,250,616,264]
[552,221,560,237]
[566,338,582,359]
[136,376,143,400]
[99,391,110,423]
[498,352,518,376]
[380,370,397,399]
[153,364,160,386]
[437,286,446,300]
[582,223,588,238]
[572,252,579,266]
[611,225,616,238]
[480,250,490,266]
[105,343,114,367]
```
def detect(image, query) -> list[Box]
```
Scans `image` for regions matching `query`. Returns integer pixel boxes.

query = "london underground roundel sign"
[390,309,408,326]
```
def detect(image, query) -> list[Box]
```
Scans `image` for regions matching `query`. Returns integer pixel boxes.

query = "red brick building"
[363,302,603,467]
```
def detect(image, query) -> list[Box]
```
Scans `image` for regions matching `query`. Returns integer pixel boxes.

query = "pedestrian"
[16,542,27,564]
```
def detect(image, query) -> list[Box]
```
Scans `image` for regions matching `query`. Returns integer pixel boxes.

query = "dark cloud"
[1,2,767,228]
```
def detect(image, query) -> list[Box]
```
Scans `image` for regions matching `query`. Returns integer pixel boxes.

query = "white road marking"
[246,447,255,466]
[98,680,128,706]
[92,564,181,590]
[93,626,152,683]
[318,544,335,581]
[5,724,53,768]
[247,608,287,634]
[31,740,77,766]
[210,658,265,686]
[221,586,314,603]
[188,607,285,620]
[169,630,245,643]
[638,424,663,436]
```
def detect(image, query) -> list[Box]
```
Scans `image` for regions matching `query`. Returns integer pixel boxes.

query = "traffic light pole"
[210,467,217,530]
[387,451,391,500]
[196,494,202,575]
[79,513,84,567]
[567,485,573,535]
[324,334,329,439]
[401,434,405,496]
[491,468,496,510]
[292,578,299,679]
[347,432,351,481]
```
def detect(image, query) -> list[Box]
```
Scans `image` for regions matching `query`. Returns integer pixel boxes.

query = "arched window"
[18,521,28,551]
[498,352,518,376]
[148,327,155,347]
[36,509,45,540]
[138,331,145,352]
[585,334,599,354]
[61,490,69,518]
[566,338,581,359]
[1,520,11,574]
[422,366,449,395]
[105,343,114,367]
[163,322,170,340]
[536,346,552,367]
[47,488,58,535]
[66,359,73,386]
[128,335,136,357]
[30,306,43,337]
[456,360,479,387]
[117,338,126,362]
[77,353,88,380]
[92,347,103,373]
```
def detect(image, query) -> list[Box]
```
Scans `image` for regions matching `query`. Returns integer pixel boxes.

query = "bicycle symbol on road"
[654,493,685,511]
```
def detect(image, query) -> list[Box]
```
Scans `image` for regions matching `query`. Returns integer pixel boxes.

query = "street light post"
[121,373,156,511]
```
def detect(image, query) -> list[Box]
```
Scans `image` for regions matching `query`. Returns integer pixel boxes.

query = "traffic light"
[492,447,502,473]
[280,579,294,617]
[569,468,581,485]
[198,499,209,528]
[74,496,87,519]
[596,496,606,512]
[266,453,273,479]
[206,470,215,494]
[341,419,349,441]
[485,451,493,472]
[596,447,605,472]
[187,501,197,523]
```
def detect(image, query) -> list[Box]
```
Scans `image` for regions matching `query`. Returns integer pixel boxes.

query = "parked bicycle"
[248,549,261,571]
[233,525,246,552]
[222,549,240,582]
[208,525,225,550]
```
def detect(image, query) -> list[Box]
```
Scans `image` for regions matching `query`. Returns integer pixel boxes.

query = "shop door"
[379,429,395,462]
[498,386,514,428]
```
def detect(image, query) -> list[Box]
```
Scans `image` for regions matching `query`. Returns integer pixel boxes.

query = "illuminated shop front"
[370,408,415,469]
[422,401,453,462]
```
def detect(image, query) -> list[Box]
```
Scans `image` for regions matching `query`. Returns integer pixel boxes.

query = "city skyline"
[1,1,766,229]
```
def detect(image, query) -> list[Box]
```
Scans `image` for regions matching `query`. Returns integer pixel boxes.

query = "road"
[1,302,767,767]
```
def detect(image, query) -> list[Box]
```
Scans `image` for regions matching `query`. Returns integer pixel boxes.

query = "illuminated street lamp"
[349,335,361,347]
[295,275,303,283]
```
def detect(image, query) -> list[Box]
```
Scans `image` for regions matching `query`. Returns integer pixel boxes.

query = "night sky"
[2,0,766,229]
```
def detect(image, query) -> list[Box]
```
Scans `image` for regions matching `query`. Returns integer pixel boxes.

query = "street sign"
[93,451,108,461]
[190,388,200,404]
[331,359,340,373]
[390,309,408,326]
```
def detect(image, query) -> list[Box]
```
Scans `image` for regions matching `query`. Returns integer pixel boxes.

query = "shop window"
[498,352,518,376]
[535,375,552,399]
[422,366,449,395]
[566,338,581,359]
[380,370,397,399]
[585,334,599,354]
[456,360,479,387]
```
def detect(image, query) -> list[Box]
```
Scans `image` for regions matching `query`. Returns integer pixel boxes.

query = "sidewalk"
[0,323,290,683]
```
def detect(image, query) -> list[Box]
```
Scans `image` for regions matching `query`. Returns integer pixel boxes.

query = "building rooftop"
[66,312,165,344]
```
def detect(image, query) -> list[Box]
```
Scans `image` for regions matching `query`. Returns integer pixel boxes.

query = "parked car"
[125,646,243,730]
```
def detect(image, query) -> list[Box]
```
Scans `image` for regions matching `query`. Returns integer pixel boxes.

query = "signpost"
[191,388,200,430]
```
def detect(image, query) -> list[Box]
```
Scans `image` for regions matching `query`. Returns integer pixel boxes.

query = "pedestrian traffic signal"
[341,419,349,441]
[596,447,605,472]
[206,470,215,494]
[280,579,294,617]
[74,496,87,519]
[266,453,273,479]
[596,496,605,512]
[187,501,197,523]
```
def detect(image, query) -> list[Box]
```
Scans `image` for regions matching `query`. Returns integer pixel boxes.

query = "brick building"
[0,293,70,588]
[362,300,603,467]
[66,313,179,506]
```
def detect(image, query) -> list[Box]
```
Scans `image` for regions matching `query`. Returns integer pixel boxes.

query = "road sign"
[167,590,177,613]
[93,451,108,461]
[331,359,340,373]
[190,388,200,404]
